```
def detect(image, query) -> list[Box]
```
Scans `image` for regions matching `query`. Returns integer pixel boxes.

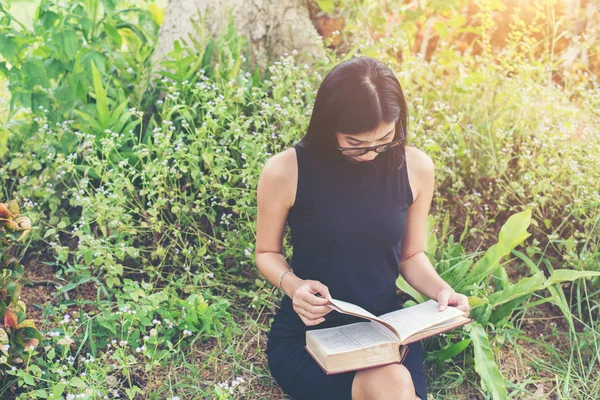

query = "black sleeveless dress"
[265,142,427,400]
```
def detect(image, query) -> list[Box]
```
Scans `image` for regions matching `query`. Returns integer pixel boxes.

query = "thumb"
[438,289,451,311]
[309,281,332,303]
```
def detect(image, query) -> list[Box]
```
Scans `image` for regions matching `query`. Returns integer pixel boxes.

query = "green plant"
[397,208,600,399]
[5,278,238,398]
[0,199,43,371]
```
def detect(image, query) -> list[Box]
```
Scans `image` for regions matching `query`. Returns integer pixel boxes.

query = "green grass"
[0,0,599,398]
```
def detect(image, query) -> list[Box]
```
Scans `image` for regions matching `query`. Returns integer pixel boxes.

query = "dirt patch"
[19,260,59,328]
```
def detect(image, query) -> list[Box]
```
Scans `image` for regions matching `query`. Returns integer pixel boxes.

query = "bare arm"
[254,150,300,296]
[255,149,332,325]
[399,147,453,300]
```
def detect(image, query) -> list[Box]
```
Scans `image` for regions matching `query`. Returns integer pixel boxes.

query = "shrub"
[0,200,42,369]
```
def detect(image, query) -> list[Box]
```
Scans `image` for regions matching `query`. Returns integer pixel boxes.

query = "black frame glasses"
[334,135,405,156]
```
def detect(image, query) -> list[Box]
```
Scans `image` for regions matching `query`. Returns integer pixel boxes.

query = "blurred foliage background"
[0,0,598,398]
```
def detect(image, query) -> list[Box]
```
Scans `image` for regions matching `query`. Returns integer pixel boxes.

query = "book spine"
[303,345,410,375]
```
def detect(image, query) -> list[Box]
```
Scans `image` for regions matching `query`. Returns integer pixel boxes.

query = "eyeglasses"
[334,135,405,156]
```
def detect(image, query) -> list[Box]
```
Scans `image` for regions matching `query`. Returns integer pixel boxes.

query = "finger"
[462,297,471,311]
[294,304,326,320]
[447,296,461,307]
[295,300,332,316]
[301,316,326,326]
[292,287,326,308]
[308,281,332,303]
[300,298,333,314]
[296,309,319,320]
[438,290,451,311]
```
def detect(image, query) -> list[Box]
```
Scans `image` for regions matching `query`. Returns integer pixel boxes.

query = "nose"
[357,151,378,161]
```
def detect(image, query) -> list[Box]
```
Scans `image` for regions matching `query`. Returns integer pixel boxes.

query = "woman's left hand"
[436,287,470,314]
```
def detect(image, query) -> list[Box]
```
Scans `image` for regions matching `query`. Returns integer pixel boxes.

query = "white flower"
[57,335,74,347]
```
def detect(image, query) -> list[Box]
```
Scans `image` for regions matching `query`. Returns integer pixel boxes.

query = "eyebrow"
[345,129,394,143]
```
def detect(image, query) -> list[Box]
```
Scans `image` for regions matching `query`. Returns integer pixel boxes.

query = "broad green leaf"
[488,272,545,307]
[395,274,426,304]
[468,296,488,308]
[103,21,122,47]
[22,373,35,385]
[53,384,65,398]
[70,376,85,388]
[0,33,20,64]
[83,249,94,265]
[543,269,600,287]
[44,228,57,239]
[22,59,50,89]
[468,322,507,400]
[466,209,532,284]
[425,338,471,364]
[53,29,82,62]
[316,0,335,13]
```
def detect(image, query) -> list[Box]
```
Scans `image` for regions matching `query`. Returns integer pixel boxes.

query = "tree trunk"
[152,0,325,71]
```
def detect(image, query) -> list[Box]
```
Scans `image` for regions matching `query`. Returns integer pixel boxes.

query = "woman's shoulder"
[405,145,434,172]
[404,145,435,201]
[257,147,298,208]
[261,147,297,178]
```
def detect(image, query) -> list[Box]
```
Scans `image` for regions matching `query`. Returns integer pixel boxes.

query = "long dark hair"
[299,56,408,171]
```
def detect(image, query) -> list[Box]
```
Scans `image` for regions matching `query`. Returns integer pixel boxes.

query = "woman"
[255,56,469,400]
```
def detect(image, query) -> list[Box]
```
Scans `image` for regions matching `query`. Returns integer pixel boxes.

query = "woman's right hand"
[291,279,333,326]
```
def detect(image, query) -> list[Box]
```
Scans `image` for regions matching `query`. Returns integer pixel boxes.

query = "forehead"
[341,121,396,140]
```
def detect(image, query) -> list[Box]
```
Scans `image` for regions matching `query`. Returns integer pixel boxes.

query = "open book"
[305,298,472,374]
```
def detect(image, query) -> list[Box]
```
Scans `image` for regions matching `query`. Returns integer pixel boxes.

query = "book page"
[306,322,397,355]
[327,298,378,319]
[327,298,401,339]
[380,300,467,343]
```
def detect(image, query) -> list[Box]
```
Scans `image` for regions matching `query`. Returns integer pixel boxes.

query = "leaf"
[22,59,50,89]
[468,322,507,400]
[316,0,335,14]
[148,4,165,25]
[74,110,102,133]
[17,319,36,329]
[6,200,19,215]
[424,214,438,256]
[0,33,20,64]
[22,373,35,385]
[70,376,85,388]
[53,384,65,399]
[4,310,18,329]
[53,29,82,62]
[83,249,94,265]
[468,296,488,308]
[103,22,122,47]
[90,62,110,128]
[488,272,545,307]
[466,209,532,284]
[426,338,471,364]
[544,269,600,287]
[395,274,426,304]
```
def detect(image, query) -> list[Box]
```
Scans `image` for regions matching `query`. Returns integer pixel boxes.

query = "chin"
[352,156,377,163]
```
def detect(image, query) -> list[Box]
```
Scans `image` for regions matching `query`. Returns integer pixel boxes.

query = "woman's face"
[334,121,396,163]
